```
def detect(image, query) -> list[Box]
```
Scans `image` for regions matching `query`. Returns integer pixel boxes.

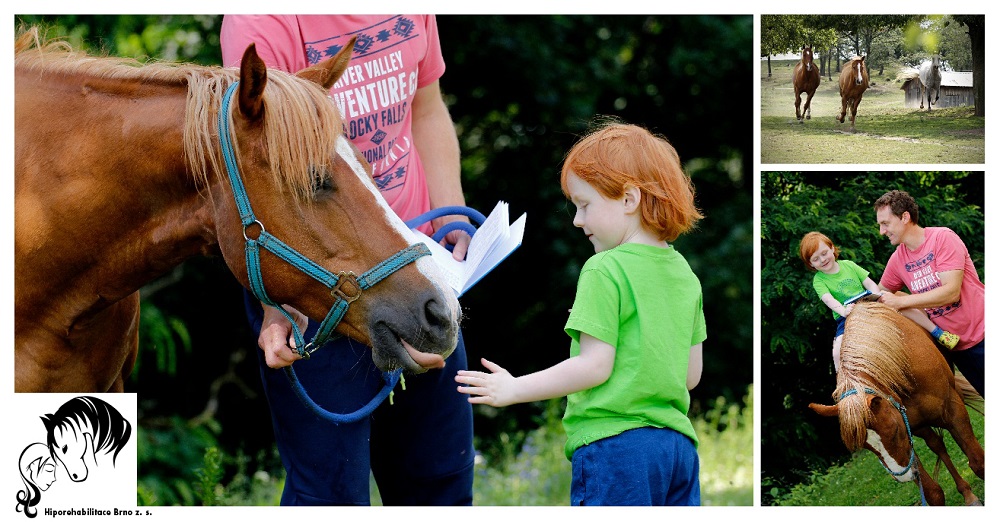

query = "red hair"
[798,231,840,270]
[559,122,703,242]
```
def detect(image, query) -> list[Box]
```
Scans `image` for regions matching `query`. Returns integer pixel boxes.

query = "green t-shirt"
[562,243,707,460]
[811,259,870,319]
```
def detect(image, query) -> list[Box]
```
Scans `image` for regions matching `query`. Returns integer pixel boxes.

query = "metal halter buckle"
[332,271,362,303]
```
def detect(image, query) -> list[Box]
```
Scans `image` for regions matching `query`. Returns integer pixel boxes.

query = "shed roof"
[900,70,973,89]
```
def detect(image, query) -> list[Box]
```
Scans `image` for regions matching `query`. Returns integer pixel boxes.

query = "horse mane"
[40,396,132,465]
[15,26,343,202]
[833,302,915,450]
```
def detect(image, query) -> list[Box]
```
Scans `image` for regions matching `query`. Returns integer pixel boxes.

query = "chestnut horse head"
[14,27,460,392]
[793,45,821,122]
[808,301,984,505]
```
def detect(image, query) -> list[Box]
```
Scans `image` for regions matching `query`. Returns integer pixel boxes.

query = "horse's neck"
[16,75,219,315]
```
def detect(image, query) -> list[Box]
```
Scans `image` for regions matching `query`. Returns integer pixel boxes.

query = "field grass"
[760,60,984,164]
[772,405,984,506]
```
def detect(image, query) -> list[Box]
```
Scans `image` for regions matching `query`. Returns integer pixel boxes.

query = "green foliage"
[135,303,192,380]
[137,416,221,506]
[760,172,984,502]
[194,447,224,506]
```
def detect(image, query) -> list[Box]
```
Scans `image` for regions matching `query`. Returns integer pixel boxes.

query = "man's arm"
[879,269,963,310]
[411,80,471,260]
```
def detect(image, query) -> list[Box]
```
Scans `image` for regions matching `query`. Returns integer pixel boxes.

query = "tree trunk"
[967,17,985,117]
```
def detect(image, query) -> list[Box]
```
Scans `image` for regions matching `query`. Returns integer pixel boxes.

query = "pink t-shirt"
[220,15,445,227]
[879,227,985,350]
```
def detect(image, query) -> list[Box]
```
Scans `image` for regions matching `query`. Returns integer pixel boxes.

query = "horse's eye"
[61,445,67,454]
[310,168,336,195]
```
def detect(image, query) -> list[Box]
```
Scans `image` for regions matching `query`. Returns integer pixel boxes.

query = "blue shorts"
[570,426,700,506]
[834,316,847,337]
[948,338,984,398]
[245,292,474,505]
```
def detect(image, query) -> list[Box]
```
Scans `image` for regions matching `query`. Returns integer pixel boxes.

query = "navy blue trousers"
[948,338,985,398]
[245,293,474,505]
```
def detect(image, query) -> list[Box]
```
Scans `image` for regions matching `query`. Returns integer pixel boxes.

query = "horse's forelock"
[184,69,344,203]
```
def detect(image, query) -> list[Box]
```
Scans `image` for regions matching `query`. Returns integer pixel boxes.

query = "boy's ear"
[623,186,641,214]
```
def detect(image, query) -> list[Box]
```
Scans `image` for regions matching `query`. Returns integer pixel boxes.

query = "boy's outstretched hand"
[455,358,519,407]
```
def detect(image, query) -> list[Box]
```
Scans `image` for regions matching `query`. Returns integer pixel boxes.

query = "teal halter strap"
[218,81,429,423]
[839,387,926,505]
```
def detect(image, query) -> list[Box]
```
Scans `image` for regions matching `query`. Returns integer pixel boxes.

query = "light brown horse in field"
[14,27,461,392]
[809,301,984,506]
[837,55,869,131]
[793,46,821,122]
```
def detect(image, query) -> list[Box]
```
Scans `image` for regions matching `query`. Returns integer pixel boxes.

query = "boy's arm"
[862,277,882,295]
[687,343,703,390]
[454,333,615,407]
[819,292,849,317]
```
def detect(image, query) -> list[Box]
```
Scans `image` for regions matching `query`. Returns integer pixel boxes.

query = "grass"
[773,405,984,506]
[760,60,984,164]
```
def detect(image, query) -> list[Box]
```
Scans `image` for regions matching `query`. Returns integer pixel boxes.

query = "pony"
[40,397,132,483]
[16,443,58,518]
[837,55,869,131]
[14,27,461,392]
[809,301,984,506]
[917,56,942,111]
[793,45,821,122]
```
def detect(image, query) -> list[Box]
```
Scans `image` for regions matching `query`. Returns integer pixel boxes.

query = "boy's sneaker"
[937,331,960,350]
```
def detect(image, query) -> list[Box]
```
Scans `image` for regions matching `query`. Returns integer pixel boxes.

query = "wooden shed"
[900,71,974,109]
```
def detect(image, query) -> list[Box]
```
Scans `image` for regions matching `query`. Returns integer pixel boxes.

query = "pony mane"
[41,397,132,465]
[15,26,344,201]
[833,302,915,450]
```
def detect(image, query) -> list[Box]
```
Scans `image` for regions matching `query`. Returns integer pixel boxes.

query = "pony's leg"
[838,96,847,123]
[913,457,947,506]
[943,393,985,480]
[920,85,926,109]
[795,90,803,121]
[804,91,814,120]
[915,427,981,506]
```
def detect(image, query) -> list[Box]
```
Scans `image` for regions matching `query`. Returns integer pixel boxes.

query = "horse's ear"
[237,43,267,122]
[808,402,839,417]
[296,36,356,91]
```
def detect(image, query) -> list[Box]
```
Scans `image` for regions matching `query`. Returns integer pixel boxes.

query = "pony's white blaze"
[334,136,461,318]
[855,62,863,84]
[866,429,916,482]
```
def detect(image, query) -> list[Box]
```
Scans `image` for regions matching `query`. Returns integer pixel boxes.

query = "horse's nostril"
[424,298,449,330]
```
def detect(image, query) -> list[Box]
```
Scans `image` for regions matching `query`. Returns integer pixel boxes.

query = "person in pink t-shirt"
[221,15,474,505]
[875,190,985,397]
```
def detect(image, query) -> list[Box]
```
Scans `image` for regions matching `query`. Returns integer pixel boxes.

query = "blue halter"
[218,81,431,423]
[839,387,927,505]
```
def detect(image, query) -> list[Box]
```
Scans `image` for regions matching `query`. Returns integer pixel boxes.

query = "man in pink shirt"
[875,190,985,397]
[221,15,474,505]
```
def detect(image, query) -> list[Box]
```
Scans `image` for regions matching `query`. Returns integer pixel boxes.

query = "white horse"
[917,56,942,111]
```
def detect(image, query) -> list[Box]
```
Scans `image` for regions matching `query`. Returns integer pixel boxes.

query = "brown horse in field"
[837,55,869,131]
[793,46,821,122]
[14,27,461,392]
[809,301,984,506]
